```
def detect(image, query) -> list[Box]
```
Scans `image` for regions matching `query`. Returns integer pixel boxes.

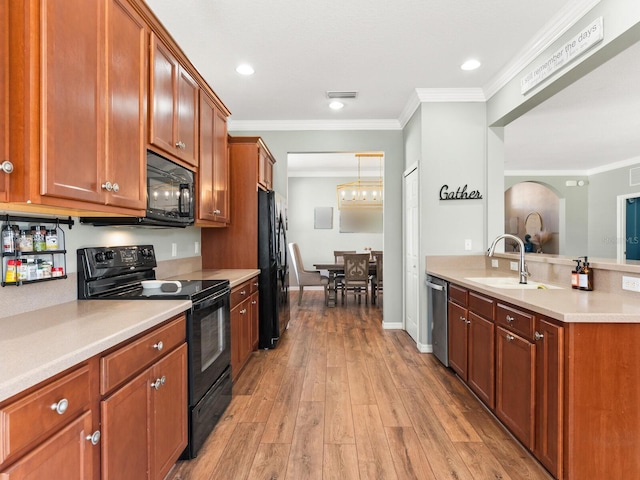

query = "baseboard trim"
[382,321,403,330]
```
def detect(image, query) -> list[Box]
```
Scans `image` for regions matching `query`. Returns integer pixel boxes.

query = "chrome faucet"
[488,234,529,284]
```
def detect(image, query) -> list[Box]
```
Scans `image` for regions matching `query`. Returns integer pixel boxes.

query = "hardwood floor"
[167,291,552,480]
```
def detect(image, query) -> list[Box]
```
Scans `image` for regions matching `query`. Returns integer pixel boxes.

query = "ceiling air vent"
[630,166,640,186]
[326,91,358,99]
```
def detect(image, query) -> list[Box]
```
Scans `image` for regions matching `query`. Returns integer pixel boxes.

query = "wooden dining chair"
[342,253,370,305]
[333,250,355,297]
[371,251,383,305]
[288,242,329,305]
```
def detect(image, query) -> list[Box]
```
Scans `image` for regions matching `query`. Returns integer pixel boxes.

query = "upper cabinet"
[7,0,146,214]
[149,33,199,168]
[197,91,229,225]
[0,0,8,203]
[258,145,275,191]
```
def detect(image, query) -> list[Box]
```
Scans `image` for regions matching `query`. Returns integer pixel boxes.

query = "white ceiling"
[145,0,639,174]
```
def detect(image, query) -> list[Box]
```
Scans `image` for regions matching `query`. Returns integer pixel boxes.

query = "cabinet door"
[150,344,188,480]
[40,0,104,204]
[467,312,495,408]
[0,0,8,203]
[175,67,199,167]
[101,370,150,480]
[250,291,259,351]
[447,301,468,380]
[230,304,242,380]
[496,326,535,449]
[149,34,178,156]
[0,411,94,480]
[239,301,251,368]
[198,93,229,224]
[104,0,146,210]
[534,318,563,479]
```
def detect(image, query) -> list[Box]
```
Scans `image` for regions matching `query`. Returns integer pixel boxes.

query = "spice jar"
[45,229,58,250]
[26,259,37,281]
[19,229,33,252]
[16,260,27,282]
[5,259,17,283]
[2,225,15,253]
[52,266,64,277]
[32,226,46,252]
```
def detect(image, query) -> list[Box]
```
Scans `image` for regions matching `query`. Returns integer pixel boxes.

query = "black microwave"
[80,151,195,228]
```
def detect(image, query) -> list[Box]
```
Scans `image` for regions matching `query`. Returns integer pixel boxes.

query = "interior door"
[404,167,419,342]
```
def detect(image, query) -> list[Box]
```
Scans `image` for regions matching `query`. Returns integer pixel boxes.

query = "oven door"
[188,287,231,404]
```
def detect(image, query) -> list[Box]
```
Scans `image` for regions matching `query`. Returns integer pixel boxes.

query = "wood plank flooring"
[166,291,552,480]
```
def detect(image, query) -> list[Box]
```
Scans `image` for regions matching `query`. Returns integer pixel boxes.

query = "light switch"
[171,243,177,257]
[464,239,472,251]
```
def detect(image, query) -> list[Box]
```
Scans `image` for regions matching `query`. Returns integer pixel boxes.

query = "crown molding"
[398,88,486,128]
[228,119,402,132]
[483,0,602,99]
[505,156,640,177]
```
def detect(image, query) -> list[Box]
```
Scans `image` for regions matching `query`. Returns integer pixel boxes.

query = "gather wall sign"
[439,184,483,200]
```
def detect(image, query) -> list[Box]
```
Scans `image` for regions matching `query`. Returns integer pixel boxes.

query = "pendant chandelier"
[336,153,383,210]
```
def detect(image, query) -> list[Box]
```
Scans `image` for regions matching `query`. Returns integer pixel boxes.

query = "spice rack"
[1,214,74,287]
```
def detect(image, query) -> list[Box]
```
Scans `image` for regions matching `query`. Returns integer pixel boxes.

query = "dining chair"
[333,250,355,297]
[371,251,383,305]
[288,242,329,305]
[342,253,370,305]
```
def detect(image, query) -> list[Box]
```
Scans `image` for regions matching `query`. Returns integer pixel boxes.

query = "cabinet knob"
[240,308,247,315]
[251,300,257,305]
[506,333,515,342]
[153,341,164,351]
[506,315,514,323]
[240,290,247,296]
[175,141,186,150]
[50,398,69,415]
[150,376,166,390]
[101,181,113,192]
[459,316,465,322]
[465,319,471,325]
[534,331,544,341]
[1,160,13,174]
[86,430,101,446]
[253,282,259,287]
[213,209,221,215]
[112,182,120,193]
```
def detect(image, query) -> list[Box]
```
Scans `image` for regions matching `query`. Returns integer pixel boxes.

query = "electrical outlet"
[195,241,200,255]
[510,261,519,271]
[491,259,499,268]
[464,239,472,251]
[622,275,640,292]
[171,243,177,257]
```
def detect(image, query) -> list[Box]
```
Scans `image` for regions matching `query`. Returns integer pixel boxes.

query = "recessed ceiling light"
[461,59,481,71]
[236,64,255,75]
[329,101,345,110]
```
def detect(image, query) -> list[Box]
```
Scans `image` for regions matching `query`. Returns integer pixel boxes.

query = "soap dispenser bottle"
[579,256,593,291]
[571,259,582,289]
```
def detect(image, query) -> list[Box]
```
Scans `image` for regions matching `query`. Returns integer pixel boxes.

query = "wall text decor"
[439,184,483,200]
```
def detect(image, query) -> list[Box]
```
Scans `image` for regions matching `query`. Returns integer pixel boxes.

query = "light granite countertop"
[426,265,640,323]
[0,269,260,404]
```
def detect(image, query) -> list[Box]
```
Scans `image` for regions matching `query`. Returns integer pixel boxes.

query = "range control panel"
[77,245,157,281]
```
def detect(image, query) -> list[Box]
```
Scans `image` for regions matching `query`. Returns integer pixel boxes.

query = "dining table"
[313,261,377,307]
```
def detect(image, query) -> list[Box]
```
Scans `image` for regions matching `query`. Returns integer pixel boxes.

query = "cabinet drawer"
[100,315,186,395]
[231,281,252,307]
[496,303,534,339]
[249,276,259,294]
[449,284,468,306]
[469,291,494,320]
[0,366,90,464]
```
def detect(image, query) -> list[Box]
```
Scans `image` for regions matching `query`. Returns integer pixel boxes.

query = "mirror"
[503,37,640,260]
[524,212,543,236]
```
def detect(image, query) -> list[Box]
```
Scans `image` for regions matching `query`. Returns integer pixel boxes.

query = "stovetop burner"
[77,245,229,302]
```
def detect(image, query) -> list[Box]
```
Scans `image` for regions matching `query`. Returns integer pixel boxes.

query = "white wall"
[287,177,383,279]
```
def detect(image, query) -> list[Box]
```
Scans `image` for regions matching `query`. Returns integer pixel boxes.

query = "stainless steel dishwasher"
[426,274,449,366]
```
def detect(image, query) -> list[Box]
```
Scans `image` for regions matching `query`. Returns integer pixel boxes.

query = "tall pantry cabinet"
[201,136,275,268]
[0,0,8,203]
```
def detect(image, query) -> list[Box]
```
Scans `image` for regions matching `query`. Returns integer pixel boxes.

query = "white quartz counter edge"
[0,299,191,403]
[426,267,640,323]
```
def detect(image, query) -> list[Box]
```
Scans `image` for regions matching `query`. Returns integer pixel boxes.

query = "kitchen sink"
[465,276,563,290]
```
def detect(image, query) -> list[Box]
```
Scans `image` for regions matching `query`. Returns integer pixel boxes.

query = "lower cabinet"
[100,317,187,480]
[230,277,259,380]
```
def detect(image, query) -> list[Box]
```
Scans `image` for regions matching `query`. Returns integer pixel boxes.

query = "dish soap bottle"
[571,259,582,289]
[579,256,593,291]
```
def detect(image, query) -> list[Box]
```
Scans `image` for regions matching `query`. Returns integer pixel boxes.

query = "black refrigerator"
[257,189,290,349]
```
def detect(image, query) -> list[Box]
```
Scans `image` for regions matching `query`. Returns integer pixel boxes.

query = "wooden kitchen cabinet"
[197,91,229,225]
[258,146,275,191]
[0,0,8,203]
[149,33,199,168]
[534,317,563,480]
[7,0,146,214]
[0,365,98,479]
[100,315,187,480]
[447,298,468,380]
[201,136,276,269]
[230,277,259,380]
